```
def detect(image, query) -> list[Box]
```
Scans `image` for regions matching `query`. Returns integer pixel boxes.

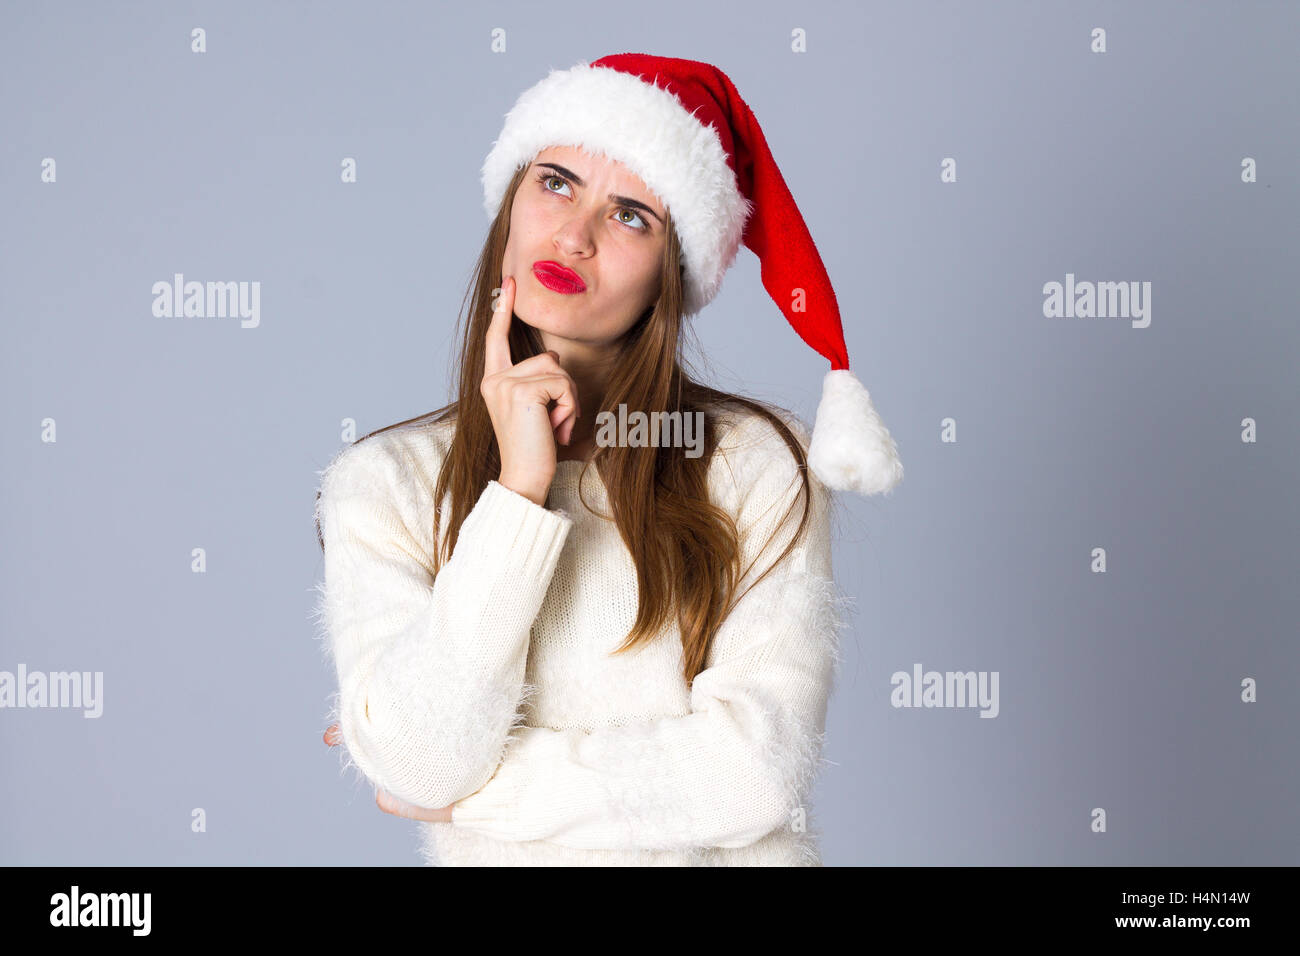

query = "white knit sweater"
[313,404,847,866]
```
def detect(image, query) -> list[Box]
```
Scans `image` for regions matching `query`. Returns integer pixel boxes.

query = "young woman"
[313,54,902,866]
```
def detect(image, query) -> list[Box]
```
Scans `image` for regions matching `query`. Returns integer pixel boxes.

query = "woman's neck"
[556,436,597,463]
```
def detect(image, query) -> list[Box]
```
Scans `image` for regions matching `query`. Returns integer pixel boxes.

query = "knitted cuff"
[453,480,573,583]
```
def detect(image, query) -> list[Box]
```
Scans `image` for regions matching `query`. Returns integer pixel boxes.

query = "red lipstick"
[533,261,587,294]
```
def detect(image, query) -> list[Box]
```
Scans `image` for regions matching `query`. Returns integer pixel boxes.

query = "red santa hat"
[482,52,903,497]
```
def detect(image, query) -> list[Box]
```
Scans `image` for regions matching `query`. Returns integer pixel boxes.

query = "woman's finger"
[504,368,581,442]
[506,347,569,378]
[375,788,455,822]
[546,381,579,443]
[323,723,340,747]
[484,276,516,377]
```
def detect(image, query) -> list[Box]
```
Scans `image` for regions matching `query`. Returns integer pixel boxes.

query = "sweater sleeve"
[313,432,573,810]
[449,414,847,851]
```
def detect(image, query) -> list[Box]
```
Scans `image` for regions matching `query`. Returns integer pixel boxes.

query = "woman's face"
[502,144,668,351]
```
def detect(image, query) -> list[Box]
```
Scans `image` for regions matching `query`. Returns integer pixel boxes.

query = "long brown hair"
[316,158,814,686]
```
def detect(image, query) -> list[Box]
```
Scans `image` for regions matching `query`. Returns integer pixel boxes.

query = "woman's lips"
[532,261,587,294]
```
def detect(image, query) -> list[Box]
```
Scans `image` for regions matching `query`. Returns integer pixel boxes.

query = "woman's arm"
[314,433,572,810]
[450,416,848,851]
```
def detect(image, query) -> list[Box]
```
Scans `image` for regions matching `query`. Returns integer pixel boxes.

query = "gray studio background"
[2,1,1297,866]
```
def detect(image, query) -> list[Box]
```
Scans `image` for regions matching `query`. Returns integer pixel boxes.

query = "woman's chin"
[517,307,588,338]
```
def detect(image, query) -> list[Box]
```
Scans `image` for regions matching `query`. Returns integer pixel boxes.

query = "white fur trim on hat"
[481,61,752,317]
[808,369,904,496]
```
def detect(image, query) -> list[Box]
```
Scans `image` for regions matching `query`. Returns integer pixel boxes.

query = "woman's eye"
[538,172,646,232]
[616,208,648,231]
[542,174,571,196]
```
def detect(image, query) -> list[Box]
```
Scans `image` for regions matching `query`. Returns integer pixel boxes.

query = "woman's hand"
[482,275,581,506]
[323,724,456,823]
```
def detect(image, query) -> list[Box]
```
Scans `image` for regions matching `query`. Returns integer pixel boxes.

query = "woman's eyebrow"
[535,162,664,225]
